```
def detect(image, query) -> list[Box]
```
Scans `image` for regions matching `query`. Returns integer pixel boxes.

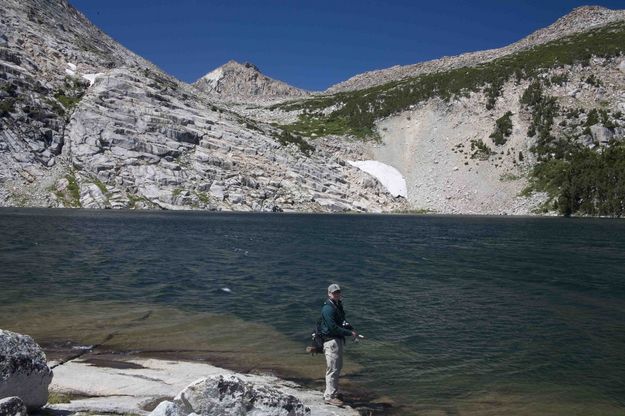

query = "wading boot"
[325,398,344,407]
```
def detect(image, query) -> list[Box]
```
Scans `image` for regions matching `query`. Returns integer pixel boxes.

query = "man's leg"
[323,339,344,402]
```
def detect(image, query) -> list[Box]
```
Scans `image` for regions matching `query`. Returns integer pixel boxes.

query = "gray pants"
[323,338,344,400]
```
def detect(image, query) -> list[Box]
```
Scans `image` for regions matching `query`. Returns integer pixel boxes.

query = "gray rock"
[209,184,225,200]
[80,183,109,209]
[228,193,244,204]
[590,124,614,144]
[0,397,27,416]
[579,134,595,148]
[0,329,53,411]
[149,375,309,416]
[619,59,625,73]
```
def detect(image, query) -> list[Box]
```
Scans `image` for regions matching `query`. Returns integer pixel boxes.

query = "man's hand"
[351,330,358,339]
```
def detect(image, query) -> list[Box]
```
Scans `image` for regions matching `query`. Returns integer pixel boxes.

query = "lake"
[1,208,624,415]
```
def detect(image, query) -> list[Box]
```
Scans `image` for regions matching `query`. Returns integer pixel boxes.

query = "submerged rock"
[150,375,309,416]
[0,329,53,410]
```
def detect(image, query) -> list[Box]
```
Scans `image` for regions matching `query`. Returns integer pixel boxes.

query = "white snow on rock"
[82,73,101,86]
[348,160,407,198]
[201,67,223,87]
[65,62,76,76]
[65,63,100,86]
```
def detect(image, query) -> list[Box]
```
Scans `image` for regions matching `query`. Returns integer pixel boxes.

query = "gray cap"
[328,283,341,293]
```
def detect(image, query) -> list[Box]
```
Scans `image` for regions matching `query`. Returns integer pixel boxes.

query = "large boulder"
[590,124,614,144]
[0,397,27,416]
[150,375,309,416]
[0,330,53,410]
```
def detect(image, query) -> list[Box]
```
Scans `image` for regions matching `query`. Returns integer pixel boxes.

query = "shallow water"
[1,208,624,415]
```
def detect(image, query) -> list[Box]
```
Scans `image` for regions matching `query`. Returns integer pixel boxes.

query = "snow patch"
[65,62,76,76]
[64,63,100,87]
[82,73,101,86]
[348,160,407,198]
[201,67,223,87]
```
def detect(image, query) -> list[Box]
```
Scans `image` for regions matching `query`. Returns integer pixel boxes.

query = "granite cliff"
[0,0,402,212]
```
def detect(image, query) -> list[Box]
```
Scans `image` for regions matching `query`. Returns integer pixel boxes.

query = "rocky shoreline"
[45,342,396,416]
[1,328,393,416]
[46,354,360,416]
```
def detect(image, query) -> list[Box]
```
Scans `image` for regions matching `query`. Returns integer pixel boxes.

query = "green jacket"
[320,299,353,339]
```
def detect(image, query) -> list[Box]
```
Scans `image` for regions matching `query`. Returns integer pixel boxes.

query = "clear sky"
[69,0,624,91]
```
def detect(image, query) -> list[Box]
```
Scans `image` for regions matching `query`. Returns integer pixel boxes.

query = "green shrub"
[599,109,616,129]
[585,109,599,127]
[0,82,18,97]
[0,98,15,117]
[275,130,314,156]
[585,74,603,87]
[520,82,560,156]
[520,81,543,107]
[550,73,569,86]
[484,80,503,110]
[47,392,73,404]
[66,173,81,207]
[528,145,625,216]
[490,111,513,145]
[92,178,108,195]
[53,76,88,113]
[279,114,359,139]
[470,139,493,160]
[54,171,82,208]
[566,108,581,119]
[276,21,625,139]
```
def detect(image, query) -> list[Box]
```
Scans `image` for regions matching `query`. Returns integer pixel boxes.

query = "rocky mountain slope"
[326,6,625,93]
[0,0,403,212]
[268,6,625,216]
[194,60,309,104]
[2,1,624,216]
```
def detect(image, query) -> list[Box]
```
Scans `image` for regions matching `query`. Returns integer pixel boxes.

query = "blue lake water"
[1,208,624,415]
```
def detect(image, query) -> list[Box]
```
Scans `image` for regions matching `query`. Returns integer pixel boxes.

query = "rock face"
[0,0,403,213]
[151,375,309,416]
[2,0,624,215]
[194,60,309,104]
[0,330,53,411]
[0,397,27,416]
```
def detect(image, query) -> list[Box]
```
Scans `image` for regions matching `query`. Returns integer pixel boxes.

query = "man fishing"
[320,283,358,407]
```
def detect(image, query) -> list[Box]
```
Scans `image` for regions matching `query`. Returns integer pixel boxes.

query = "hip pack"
[305,318,324,355]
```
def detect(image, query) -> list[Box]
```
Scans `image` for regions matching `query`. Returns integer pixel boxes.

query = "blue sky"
[70,1,624,91]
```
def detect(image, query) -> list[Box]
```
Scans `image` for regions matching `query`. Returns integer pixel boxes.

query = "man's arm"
[322,305,353,337]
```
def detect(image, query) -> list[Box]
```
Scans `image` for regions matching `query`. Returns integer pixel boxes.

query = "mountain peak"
[547,5,619,31]
[223,60,260,72]
[194,60,309,104]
